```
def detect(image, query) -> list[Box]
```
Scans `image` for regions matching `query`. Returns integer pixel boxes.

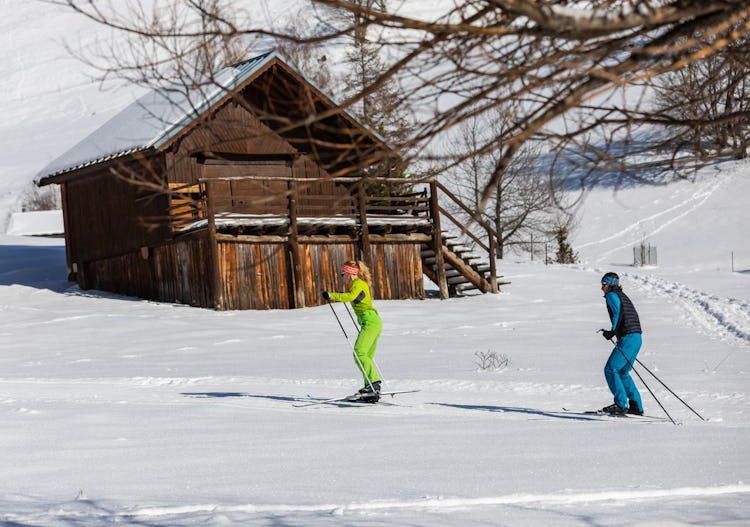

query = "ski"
[293,389,420,408]
[561,408,669,421]
[378,389,421,398]
[292,394,355,407]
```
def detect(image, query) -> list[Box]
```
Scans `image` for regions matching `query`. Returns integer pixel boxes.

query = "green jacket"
[329,278,376,318]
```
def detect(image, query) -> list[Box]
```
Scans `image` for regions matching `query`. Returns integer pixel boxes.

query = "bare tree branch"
[48,0,750,211]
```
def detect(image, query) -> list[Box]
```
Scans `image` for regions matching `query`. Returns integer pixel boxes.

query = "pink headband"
[341,263,359,276]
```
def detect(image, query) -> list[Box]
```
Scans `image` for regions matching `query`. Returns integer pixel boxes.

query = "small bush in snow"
[22,184,60,211]
[474,350,510,371]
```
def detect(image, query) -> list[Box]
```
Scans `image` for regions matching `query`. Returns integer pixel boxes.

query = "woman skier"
[322,260,383,402]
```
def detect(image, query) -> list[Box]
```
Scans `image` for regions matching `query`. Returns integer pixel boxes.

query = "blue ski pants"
[604,333,643,411]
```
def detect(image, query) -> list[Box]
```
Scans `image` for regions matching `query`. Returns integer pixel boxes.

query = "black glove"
[601,329,615,340]
[321,290,330,301]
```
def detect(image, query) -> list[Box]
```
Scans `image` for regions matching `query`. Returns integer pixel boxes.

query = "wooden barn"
[38,51,503,310]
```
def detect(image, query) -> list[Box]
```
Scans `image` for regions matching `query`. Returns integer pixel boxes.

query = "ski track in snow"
[575,174,750,355]
[578,177,724,260]
[131,484,750,514]
[3,484,749,524]
[2,375,745,419]
[624,272,750,352]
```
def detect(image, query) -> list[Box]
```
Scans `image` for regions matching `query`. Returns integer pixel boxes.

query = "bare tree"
[21,184,61,212]
[274,6,337,94]
[446,107,562,258]
[650,30,750,160]
[313,0,750,203]
[45,0,750,204]
[58,0,248,93]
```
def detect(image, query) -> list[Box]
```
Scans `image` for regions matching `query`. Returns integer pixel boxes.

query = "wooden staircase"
[421,234,495,296]
[419,180,511,298]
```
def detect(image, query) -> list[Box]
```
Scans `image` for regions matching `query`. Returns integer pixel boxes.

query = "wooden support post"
[205,180,224,310]
[488,233,498,293]
[60,184,75,281]
[357,180,372,268]
[288,179,305,308]
[429,180,449,299]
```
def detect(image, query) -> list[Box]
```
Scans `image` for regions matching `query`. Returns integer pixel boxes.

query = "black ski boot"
[602,403,627,415]
[358,381,381,394]
[627,400,643,416]
[358,381,381,403]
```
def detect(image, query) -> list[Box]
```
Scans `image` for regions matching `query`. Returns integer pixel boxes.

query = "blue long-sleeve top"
[604,289,642,336]
[604,291,621,332]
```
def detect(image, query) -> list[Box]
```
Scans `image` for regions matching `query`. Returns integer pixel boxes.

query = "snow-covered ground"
[1,167,749,526]
[1,2,749,526]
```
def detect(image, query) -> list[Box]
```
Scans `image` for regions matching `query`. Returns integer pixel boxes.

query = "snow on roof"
[37,50,391,184]
[178,213,431,234]
[5,210,64,236]
[37,51,277,179]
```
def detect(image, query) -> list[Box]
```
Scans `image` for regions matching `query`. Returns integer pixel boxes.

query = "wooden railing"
[427,180,499,298]
[169,176,432,230]
[168,182,207,231]
[166,176,503,300]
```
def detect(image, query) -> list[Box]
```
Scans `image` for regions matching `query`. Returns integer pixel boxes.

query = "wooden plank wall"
[367,242,425,301]
[200,159,353,217]
[300,242,358,304]
[76,235,424,310]
[213,239,424,310]
[216,239,293,310]
[77,232,213,308]
[164,102,298,185]
[203,163,291,215]
[303,241,424,304]
[293,159,355,216]
[64,163,171,263]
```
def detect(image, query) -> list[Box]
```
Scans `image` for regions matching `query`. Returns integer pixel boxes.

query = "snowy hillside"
[0,1,133,228]
[0,0,301,230]
[1,2,749,526]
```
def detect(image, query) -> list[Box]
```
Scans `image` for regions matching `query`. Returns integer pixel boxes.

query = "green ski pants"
[354,310,382,386]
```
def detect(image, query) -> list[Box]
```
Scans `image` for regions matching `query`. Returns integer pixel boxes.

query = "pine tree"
[554,224,578,264]
[342,0,411,185]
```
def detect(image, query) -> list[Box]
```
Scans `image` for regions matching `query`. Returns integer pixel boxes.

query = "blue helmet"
[601,272,619,286]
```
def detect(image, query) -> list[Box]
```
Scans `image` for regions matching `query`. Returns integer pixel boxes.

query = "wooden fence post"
[357,180,372,268]
[287,179,305,308]
[429,180,449,299]
[488,233,498,293]
[205,180,224,310]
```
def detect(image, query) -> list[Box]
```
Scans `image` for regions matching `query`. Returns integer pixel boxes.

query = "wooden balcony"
[166,176,506,302]
[168,176,433,239]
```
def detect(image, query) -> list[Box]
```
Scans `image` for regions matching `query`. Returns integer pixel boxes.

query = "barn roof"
[38,51,392,184]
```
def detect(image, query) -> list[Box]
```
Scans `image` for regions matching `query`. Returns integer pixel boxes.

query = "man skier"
[599,272,644,416]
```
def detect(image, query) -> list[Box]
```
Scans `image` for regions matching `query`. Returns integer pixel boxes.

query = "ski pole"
[634,357,705,421]
[627,359,676,425]
[597,331,704,420]
[598,330,676,424]
[328,297,352,341]
[343,301,386,383]
[326,299,377,392]
[343,302,359,332]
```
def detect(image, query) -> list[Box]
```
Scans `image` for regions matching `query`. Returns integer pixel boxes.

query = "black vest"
[607,289,642,337]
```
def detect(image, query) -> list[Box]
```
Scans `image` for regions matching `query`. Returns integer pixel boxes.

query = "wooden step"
[421,229,499,297]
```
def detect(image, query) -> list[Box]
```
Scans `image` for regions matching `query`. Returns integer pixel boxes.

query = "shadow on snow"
[181,392,302,404]
[430,403,604,421]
